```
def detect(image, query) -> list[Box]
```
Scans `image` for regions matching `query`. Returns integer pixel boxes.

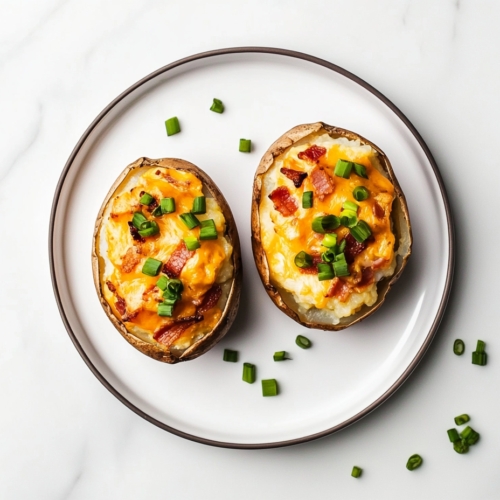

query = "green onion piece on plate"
[165,116,180,136]
[296,335,312,349]
[142,257,162,277]
[351,466,362,478]
[223,349,238,362]
[156,275,169,291]
[157,302,174,317]
[239,139,251,153]
[140,192,155,205]
[273,351,288,362]
[453,339,465,356]
[406,454,423,471]
[262,379,278,397]
[294,251,313,269]
[179,212,200,230]
[312,215,340,234]
[472,351,487,366]
[161,197,175,214]
[460,426,480,445]
[447,428,461,443]
[191,196,206,214]
[453,441,469,454]
[210,98,224,113]
[199,219,218,240]
[340,210,358,228]
[132,211,147,229]
[317,263,334,281]
[242,363,256,384]
[454,414,470,426]
[343,200,359,213]
[350,220,372,243]
[353,163,368,179]
[138,220,160,237]
[476,340,486,353]
[334,159,352,178]
[321,233,337,248]
[184,236,200,251]
[302,191,313,209]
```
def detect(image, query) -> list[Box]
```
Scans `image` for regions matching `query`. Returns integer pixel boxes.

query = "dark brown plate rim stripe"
[48,47,455,450]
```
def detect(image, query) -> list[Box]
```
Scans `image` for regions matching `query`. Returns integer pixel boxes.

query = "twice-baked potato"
[251,122,412,330]
[93,157,242,363]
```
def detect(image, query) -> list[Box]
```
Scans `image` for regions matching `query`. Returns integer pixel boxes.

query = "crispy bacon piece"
[163,241,195,278]
[198,285,222,314]
[115,295,127,316]
[298,145,326,162]
[373,201,385,219]
[146,199,158,213]
[162,173,191,187]
[326,278,351,302]
[298,254,323,275]
[280,167,308,188]
[106,281,116,293]
[343,233,367,264]
[154,314,204,347]
[311,166,334,200]
[121,247,141,273]
[268,186,298,217]
[356,267,375,289]
[128,221,145,243]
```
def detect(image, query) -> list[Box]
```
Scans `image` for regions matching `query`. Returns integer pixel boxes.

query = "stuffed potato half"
[251,123,412,331]
[93,157,242,363]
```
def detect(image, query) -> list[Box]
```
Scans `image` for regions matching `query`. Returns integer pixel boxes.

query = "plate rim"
[48,46,455,449]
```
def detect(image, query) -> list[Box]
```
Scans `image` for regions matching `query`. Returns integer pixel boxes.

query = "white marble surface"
[1,0,499,498]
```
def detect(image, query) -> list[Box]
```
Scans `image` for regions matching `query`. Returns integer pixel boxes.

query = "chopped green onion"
[462,427,480,446]
[454,414,470,426]
[199,219,218,240]
[453,339,465,356]
[350,220,372,243]
[351,466,362,479]
[472,351,487,366]
[161,197,175,214]
[142,257,163,277]
[343,200,359,213]
[179,212,200,229]
[239,139,251,153]
[132,212,147,229]
[162,289,179,305]
[322,233,337,248]
[334,159,352,179]
[138,220,160,237]
[296,335,312,349]
[273,351,289,362]
[353,186,369,201]
[294,251,313,269]
[340,210,358,228]
[406,454,423,471]
[166,278,183,296]
[140,192,155,205]
[157,302,174,317]
[333,253,350,277]
[476,340,486,353]
[302,191,313,209]
[223,349,238,362]
[353,163,368,179]
[453,441,469,454]
[339,239,346,253]
[152,205,163,217]
[191,196,206,214]
[184,236,200,251]
[210,98,224,114]
[156,276,169,291]
[165,116,180,136]
[447,428,461,443]
[318,263,334,281]
[242,363,256,384]
[262,379,278,397]
[321,249,336,263]
[312,215,340,234]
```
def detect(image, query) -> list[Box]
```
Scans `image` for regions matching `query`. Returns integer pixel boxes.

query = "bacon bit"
[311,166,334,201]
[268,186,298,217]
[280,167,308,188]
[128,221,145,243]
[156,170,161,175]
[298,145,327,162]
[372,258,387,270]
[115,295,127,316]
[373,201,385,219]
[146,199,158,213]
[343,233,367,264]
[326,278,351,302]
[106,281,116,293]
[140,191,145,197]
[163,241,195,278]
[122,310,139,322]
[298,254,323,275]
[355,267,375,290]
[198,285,222,314]
[162,173,191,187]
[154,314,204,347]
[121,247,141,273]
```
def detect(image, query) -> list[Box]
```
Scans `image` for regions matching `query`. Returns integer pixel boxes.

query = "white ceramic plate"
[50,48,453,449]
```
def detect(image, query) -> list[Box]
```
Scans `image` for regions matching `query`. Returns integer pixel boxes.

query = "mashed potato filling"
[100,167,233,348]
[259,134,397,325]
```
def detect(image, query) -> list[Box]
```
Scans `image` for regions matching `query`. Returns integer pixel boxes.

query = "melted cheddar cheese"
[259,134,396,324]
[100,167,233,350]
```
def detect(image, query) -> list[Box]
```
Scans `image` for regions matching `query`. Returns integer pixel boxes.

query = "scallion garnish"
[161,197,175,214]
[273,351,289,362]
[334,159,352,179]
[294,251,313,269]
[318,262,334,281]
[242,363,256,384]
[138,220,160,237]
[343,200,359,213]
[191,196,206,214]
[476,340,486,353]
[351,466,362,478]
[156,276,169,291]
[339,239,346,253]
[179,212,200,229]
[210,98,224,114]
[406,454,423,471]
[447,428,461,443]
[184,236,200,251]
[321,233,337,248]
[333,253,350,277]
[353,186,369,201]
[296,335,312,349]
[350,220,372,243]
[453,339,465,356]
[152,205,163,217]
[157,302,174,317]
[312,215,340,234]
[142,257,163,277]
[453,441,469,454]
[472,342,487,366]
[165,116,180,136]
[199,219,218,240]
[321,249,336,263]
[302,191,313,209]
[140,192,155,205]
[239,139,251,153]
[461,426,480,446]
[340,210,358,228]
[454,414,470,426]
[353,163,368,179]
[223,349,238,362]
[132,212,147,229]
[262,379,278,397]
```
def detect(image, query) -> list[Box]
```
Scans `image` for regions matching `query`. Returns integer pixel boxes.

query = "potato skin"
[251,122,412,331]
[92,157,242,363]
